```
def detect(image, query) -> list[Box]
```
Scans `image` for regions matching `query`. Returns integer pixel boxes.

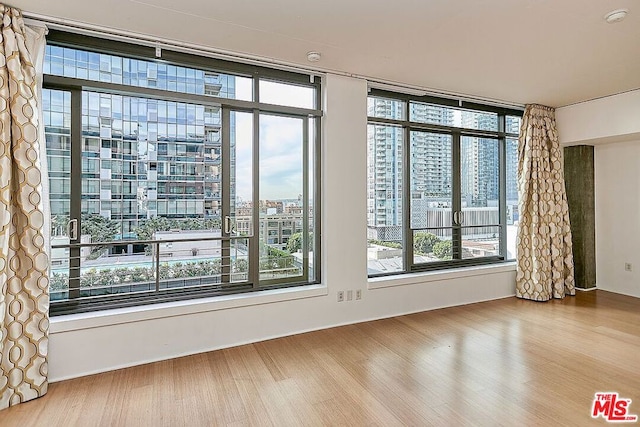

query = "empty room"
[1,0,639,425]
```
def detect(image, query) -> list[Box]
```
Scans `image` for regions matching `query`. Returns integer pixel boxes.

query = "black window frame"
[367,89,522,277]
[44,30,323,315]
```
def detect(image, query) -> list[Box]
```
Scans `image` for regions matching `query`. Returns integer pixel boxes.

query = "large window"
[44,31,321,314]
[367,90,520,276]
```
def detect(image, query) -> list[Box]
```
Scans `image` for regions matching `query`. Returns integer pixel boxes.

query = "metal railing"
[50,234,297,302]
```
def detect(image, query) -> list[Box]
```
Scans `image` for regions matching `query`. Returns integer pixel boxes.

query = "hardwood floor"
[3,290,639,426]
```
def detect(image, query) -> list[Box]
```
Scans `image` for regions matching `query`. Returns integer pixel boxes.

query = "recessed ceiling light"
[604,9,629,23]
[306,51,321,62]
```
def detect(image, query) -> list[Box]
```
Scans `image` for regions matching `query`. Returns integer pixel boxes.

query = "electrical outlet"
[347,290,353,301]
[337,291,344,302]
[355,289,362,300]
[625,263,632,272]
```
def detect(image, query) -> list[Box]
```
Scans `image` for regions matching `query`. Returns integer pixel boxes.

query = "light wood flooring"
[2,290,640,426]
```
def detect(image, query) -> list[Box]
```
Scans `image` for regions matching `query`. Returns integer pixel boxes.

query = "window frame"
[367,89,521,277]
[44,31,323,315]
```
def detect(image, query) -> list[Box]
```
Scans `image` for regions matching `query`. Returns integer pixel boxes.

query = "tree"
[413,232,441,255]
[133,217,174,241]
[233,258,248,273]
[433,240,453,260]
[260,242,295,270]
[50,214,119,258]
[133,217,221,254]
[368,239,402,249]
[285,232,314,253]
[51,214,69,237]
[134,217,221,241]
[81,214,120,259]
[50,272,69,292]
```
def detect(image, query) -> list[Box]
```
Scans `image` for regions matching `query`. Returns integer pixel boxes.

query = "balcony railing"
[50,235,247,302]
[50,234,303,306]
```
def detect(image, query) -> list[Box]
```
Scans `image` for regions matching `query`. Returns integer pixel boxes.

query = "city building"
[367,99,518,242]
[44,47,231,246]
[367,98,454,233]
[233,199,313,250]
[6,2,639,425]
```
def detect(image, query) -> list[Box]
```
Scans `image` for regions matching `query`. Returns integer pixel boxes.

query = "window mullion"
[249,109,260,288]
[313,116,322,283]
[221,108,231,283]
[68,88,83,301]
[498,115,508,259]
[403,122,412,272]
[42,75,322,118]
[302,117,310,280]
[452,132,462,260]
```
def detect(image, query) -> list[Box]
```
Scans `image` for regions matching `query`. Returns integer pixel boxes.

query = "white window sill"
[368,262,516,290]
[50,284,327,334]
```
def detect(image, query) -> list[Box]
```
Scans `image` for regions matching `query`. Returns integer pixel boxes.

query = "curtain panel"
[0,5,49,410]
[516,104,575,301]
[25,22,49,261]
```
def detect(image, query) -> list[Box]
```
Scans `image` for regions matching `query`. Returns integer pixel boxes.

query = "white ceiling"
[15,0,640,107]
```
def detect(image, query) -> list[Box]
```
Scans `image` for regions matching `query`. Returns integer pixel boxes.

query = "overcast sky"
[233,79,312,202]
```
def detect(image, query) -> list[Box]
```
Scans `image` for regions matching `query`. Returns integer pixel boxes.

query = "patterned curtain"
[516,104,575,301]
[0,5,49,410]
[26,22,49,263]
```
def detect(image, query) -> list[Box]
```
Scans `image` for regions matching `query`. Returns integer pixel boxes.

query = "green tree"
[286,232,314,253]
[433,240,453,260]
[50,214,119,258]
[51,258,251,297]
[133,217,174,241]
[81,214,120,259]
[134,217,221,241]
[51,214,69,237]
[233,258,248,273]
[413,232,441,255]
[260,242,295,270]
[50,272,69,292]
[130,267,154,283]
[368,239,402,249]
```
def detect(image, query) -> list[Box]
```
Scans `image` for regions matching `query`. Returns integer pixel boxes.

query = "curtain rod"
[367,82,525,111]
[22,12,325,78]
[23,11,524,111]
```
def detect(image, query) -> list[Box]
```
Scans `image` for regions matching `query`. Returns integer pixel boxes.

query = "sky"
[233,79,312,201]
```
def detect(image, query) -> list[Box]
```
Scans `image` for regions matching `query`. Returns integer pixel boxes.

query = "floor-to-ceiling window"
[43,31,321,314]
[367,90,521,276]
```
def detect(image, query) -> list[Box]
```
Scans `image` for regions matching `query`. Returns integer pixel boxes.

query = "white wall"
[594,140,640,298]
[48,74,517,382]
[557,89,640,298]
[557,89,640,146]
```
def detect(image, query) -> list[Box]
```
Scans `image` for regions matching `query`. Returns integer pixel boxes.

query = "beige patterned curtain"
[516,104,575,301]
[0,5,49,410]
[25,22,49,262]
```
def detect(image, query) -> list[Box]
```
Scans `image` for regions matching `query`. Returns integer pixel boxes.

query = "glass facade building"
[44,45,235,242]
[367,91,521,275]
[43,33,321,314]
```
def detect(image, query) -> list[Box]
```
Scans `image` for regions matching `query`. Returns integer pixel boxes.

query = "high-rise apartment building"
[367,122,403,228]
[409,103,455,199]
[43,45,234,240]
[367,98,519,240]
[367,98,455,238]
[460,112,499,208]
[505,120,520,204]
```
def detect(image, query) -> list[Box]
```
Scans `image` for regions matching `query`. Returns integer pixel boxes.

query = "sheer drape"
[0,5,49,410]
[516,104,575,301]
